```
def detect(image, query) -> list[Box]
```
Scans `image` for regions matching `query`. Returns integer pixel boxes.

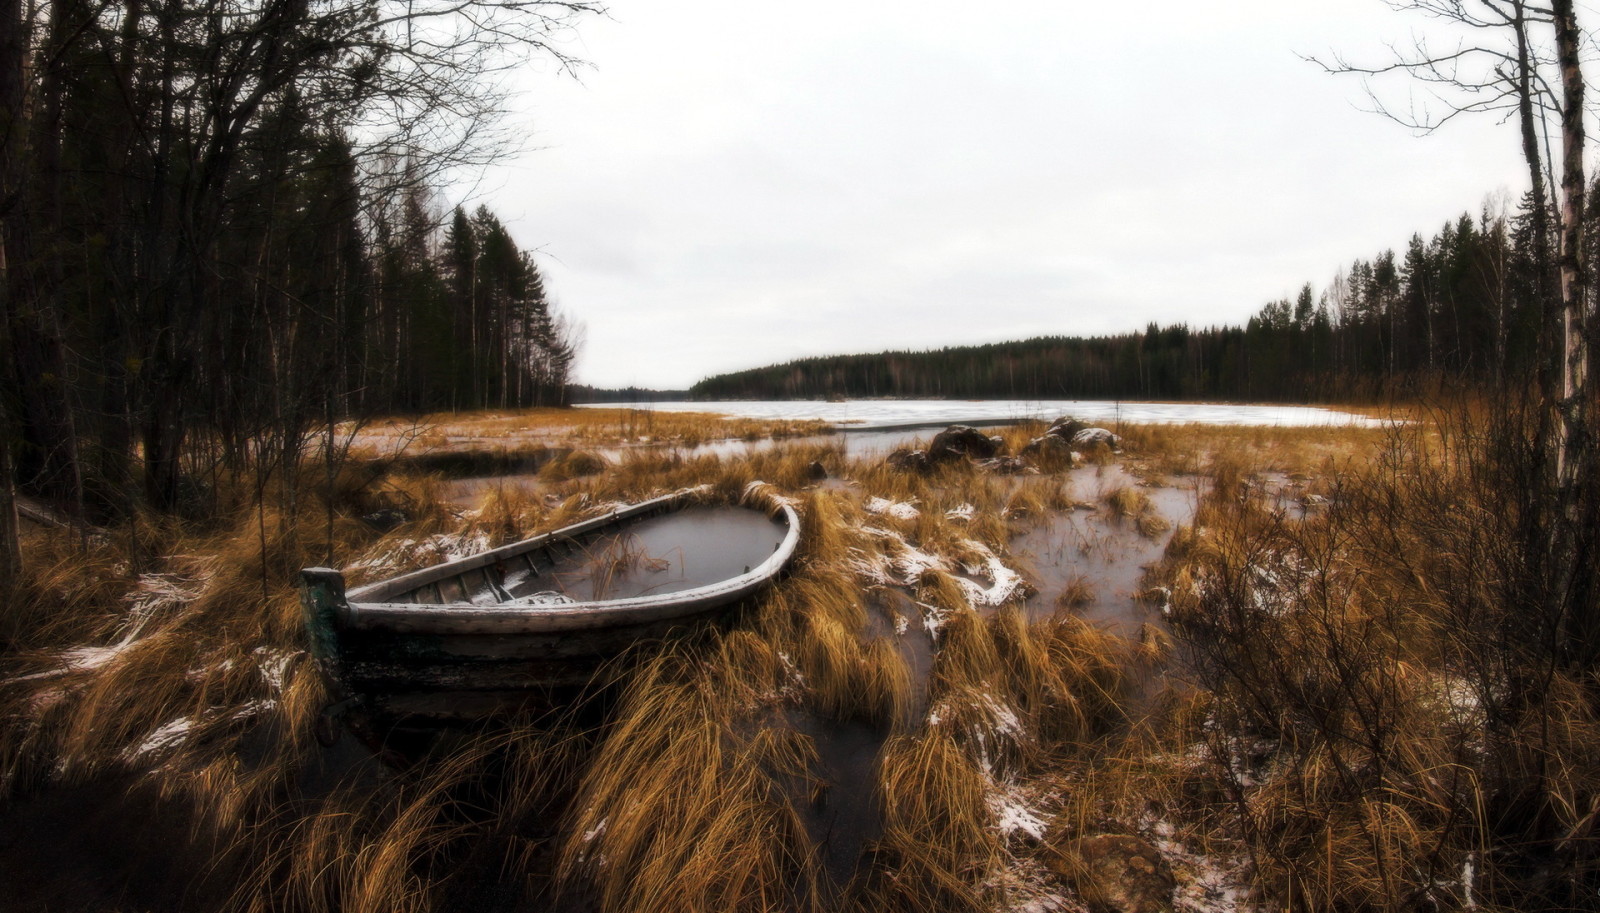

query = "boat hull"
[300,487,801,720]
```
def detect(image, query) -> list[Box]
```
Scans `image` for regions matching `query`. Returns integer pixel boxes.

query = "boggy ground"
[8,413,1584,913]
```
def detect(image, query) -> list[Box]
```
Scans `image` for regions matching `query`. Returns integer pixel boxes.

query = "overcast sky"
[479,0,1536,390]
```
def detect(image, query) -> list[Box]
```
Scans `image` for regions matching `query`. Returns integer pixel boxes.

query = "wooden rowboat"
[299,486,801,721]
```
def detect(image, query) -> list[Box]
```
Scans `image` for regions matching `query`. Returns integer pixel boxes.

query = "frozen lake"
[578,399,1386,429]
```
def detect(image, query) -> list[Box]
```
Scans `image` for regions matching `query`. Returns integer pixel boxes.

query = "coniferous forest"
[0,0,590,521]
[693,196,1576,403]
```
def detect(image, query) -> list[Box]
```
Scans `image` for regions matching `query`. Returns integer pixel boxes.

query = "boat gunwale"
[339,486,801,635]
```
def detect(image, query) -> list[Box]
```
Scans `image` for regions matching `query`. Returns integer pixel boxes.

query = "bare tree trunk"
[0,395,19,593]
[1551,0,1595,665]
[0,0,23,586]
[1553,0,1588,486]
[1512,2,1558,412]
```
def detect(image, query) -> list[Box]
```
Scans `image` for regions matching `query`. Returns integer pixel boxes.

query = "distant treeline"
[693,193,1570,403]
[569,386,693,404]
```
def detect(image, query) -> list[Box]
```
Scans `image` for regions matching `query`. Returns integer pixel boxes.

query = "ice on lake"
[579,399,1386,429]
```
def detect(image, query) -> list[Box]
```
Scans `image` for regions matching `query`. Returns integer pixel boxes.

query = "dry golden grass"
[19,410,1538,913]
[1117,422,1389,478]
[344,407,832,458]
[1133,408,1600,912]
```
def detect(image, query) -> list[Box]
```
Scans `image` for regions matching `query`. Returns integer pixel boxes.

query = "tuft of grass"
[538,450,609,483]
[1054,575,1095,609]
[558,650,821,913]
[858,728,1003,913]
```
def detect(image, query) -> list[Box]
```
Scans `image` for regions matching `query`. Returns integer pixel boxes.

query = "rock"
[1070,427,1121,449]
[1049,833,1176,913]
[1048,416,1088,441]
[807,460,828,481]
[1022,433,1079,467]
[927,425,1003,463]
[887,448,932,472]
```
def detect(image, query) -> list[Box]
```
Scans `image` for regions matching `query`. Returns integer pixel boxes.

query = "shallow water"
[498,506,789,603]
[581,398,1386,429]
[1009,464,1201,635]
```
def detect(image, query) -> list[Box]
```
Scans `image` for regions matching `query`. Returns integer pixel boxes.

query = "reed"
[858,729,1004,913]
[10,411,1460,913]
[558,650,822,913]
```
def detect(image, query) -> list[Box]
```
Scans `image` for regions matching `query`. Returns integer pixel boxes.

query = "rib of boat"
[299,485,801,720]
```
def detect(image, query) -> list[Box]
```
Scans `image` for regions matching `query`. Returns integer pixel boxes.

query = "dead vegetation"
[5,407,1586,913]
[345,407,832,459]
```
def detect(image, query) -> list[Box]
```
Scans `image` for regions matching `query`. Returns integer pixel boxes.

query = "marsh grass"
[1142,408,1600,911]
[345,407,831,458]
[6,416,1439,913]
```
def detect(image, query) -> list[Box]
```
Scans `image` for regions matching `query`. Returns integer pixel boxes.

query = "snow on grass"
[346,529,493,578]
[945,503,977,522]
[253,646,302,695]
[742,479,799,509]
[988,784,1049,842]
[119,567,213,643]
[864,496,921,520]
[990,855,1083,913]
[123,716,194,763]
[8,642,135,683]
[847,526,1025,619]
[956,542,1027,607]
[1145,819,1260,913]
[122,700,278,767]
[929,688,1030,774]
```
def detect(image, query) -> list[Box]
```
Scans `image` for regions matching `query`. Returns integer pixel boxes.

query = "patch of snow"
[776,651,806,694]
[846,547,894,587]
[929,689,1030,774]
[347,530,493,577]
[945,503,976,522]
[119,568,211,643]
[954,541,1026,607]
[57,644,127,671]
[123,716,194,763]
[864,496,921,520]
[253,646,301,694]
[8,643,132,683]
[1142,813,1260,913]
[989,789,1049,842]
[743,479,799,509]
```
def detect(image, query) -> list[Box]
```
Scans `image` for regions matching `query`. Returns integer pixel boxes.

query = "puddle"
[789,710,889,891]
[1252,470,1326,519]
[1008,464,1202,636]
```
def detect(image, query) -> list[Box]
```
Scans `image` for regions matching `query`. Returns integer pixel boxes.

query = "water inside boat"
[484,506,790,605]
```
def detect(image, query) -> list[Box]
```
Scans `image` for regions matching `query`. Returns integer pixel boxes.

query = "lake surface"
[577,399,1386,428]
